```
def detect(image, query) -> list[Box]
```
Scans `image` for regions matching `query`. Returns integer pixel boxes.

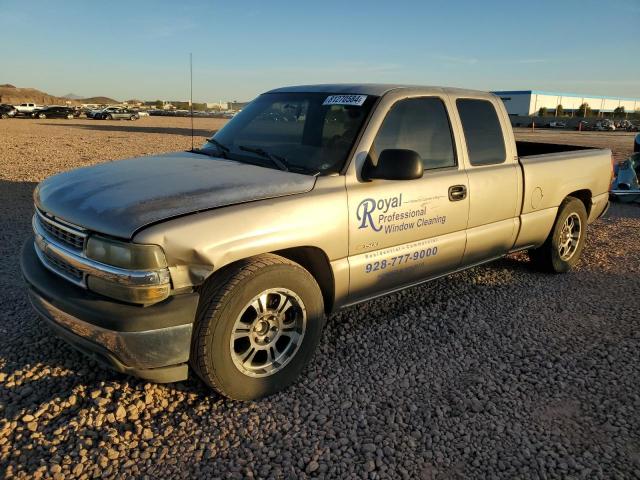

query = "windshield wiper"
[238,145,289,172]
[206,138,230,157]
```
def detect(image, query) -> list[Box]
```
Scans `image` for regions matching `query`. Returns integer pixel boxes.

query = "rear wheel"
[190,254,325,400]
[529,197,588,273]
[0,113,7,119]
[130,115,137,121]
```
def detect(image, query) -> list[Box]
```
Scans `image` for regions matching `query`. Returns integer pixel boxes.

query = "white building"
[493,90,640,116]
[206,102,228,110]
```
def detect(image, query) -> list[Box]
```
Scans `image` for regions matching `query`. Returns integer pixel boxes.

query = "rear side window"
[456,99,506,166]
[372,97,456,170]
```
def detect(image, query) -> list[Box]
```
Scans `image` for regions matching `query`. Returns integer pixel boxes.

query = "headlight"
[87,276,171,305]
[85,236,170,305]
[86,236,167,269]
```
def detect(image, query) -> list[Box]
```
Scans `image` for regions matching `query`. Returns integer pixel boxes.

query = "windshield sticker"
[323,95,367,106]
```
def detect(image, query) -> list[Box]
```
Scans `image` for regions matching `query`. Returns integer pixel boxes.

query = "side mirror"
[365,149,423,181]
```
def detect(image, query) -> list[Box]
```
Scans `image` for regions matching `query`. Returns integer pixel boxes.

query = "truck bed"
[516,141,595,157]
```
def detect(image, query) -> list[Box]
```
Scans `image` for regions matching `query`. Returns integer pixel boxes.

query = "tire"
[130,115,137,121]
[67,114,74,119]
[529,197,588,273]
[191,253,325,400]
[38,113,46,119]
[105,114,113,120]
[0,113,7,119]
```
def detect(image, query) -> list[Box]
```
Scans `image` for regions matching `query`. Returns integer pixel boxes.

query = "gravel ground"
[1,118,639,479]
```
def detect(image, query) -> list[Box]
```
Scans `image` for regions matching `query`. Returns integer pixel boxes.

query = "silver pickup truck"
[22,84,612,400]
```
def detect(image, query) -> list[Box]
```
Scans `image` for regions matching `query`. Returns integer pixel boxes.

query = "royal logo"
[356,194,402,232]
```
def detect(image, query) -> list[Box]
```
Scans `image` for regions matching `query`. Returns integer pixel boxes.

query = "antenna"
[190,52,194,151]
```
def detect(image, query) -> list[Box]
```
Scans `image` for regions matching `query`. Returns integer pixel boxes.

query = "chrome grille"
[42,249,83,280]
[36,210,86,250]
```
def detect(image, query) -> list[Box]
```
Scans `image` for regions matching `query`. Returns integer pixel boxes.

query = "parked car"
[14,102,39,115]
[98,108,139,120]
[595,120,616,131]
[0,104,17,118]
[576,120,596,131]
[86,106,121,119]
[610,152,640,203]
[618,120,638,132]
[32,106,76,119]
[22,84,612,400]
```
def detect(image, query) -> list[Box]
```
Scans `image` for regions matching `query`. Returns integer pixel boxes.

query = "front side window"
[203,92,377,175]
[456,99,506,166]
[371,97,456,170]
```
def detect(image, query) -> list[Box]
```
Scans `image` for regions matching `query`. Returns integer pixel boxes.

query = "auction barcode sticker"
[323,94,367,106]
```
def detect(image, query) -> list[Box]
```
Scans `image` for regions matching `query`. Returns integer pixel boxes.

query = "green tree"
[538,107,548,117]
[556,105,564,117]
[577,103,592,117]
[154,100,163,109]
[613,106,625,118]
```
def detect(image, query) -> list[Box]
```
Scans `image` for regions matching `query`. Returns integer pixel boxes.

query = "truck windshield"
[201,92,377,175]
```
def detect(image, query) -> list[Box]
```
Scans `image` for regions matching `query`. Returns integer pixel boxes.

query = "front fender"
[133,176,348,291]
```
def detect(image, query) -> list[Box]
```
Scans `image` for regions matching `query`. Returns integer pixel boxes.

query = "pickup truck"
[14,102,39,115]
[22,84,612,400]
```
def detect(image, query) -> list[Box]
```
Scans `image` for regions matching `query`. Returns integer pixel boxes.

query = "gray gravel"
[1,120,639,478]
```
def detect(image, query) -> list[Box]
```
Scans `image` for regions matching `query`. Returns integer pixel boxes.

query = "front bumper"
[21,240,200,383]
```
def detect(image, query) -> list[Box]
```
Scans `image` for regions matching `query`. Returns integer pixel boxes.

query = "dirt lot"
[1,117,639,479]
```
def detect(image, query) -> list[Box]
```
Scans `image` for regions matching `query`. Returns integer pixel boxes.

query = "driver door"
[346,95,469,304]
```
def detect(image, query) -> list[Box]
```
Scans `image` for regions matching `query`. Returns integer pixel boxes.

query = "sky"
[1,0,639,103]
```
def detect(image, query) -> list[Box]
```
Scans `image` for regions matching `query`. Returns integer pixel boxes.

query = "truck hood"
[35,151,316,239]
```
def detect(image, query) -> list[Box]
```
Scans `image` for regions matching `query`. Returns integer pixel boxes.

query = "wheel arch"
[271,246,335,314]
[195,246,336,314]
[566,189,592,216]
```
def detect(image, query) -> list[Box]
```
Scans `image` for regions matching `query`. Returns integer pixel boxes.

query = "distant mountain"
[0,84,76,106]
[0,84,120,105]
[82,96,119,104]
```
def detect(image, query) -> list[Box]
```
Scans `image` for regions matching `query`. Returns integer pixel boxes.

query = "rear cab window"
[456,99,506,166]
[371,97,457,171]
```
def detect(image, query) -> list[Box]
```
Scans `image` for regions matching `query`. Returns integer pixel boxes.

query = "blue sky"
[1,0,638,102]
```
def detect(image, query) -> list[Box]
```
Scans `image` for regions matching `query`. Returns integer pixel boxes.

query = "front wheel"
[66,114,74,119]
[0,113,7,119]
[190,254,325,400]
[38,113,46,119]
[529,197,588,273]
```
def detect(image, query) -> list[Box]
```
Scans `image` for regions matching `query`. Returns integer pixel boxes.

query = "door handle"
[448,185,467,201]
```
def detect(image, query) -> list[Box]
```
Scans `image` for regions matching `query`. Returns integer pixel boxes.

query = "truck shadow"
[41,122,217,138]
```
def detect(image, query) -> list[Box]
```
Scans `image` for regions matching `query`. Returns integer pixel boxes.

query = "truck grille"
[36,210,86,250]
[41,249,83,281]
